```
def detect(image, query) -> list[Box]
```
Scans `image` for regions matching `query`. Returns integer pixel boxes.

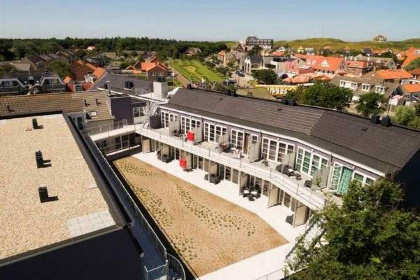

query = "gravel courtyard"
[114,156,287,277]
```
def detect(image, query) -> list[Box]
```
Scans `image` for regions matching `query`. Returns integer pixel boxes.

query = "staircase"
[143,102,159,129]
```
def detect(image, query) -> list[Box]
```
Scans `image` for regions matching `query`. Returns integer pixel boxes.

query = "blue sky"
[0,0,419,41]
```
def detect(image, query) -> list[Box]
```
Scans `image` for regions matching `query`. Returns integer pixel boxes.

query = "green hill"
[221,38,420,52]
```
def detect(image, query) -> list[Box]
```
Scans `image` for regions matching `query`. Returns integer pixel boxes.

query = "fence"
[81,131,170,272]
[86,119,128,135]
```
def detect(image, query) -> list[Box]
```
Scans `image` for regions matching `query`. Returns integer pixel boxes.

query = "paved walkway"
[132,151,307,280]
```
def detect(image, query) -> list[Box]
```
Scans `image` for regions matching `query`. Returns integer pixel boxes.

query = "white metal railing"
[86,119,128,135]
[86,122,326,209]
[134,125,326,210]
[83,131,187,280]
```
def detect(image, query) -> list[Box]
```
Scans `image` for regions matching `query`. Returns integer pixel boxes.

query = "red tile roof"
[376,69,413,80]
[304,55,344,72]
[402,48,420,67]
[345,60,369,69]
[403,84,420,93]
[408,68,420,76]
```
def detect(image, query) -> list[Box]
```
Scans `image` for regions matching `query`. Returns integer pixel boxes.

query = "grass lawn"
[171,59,226,83]
[114,156,287,277]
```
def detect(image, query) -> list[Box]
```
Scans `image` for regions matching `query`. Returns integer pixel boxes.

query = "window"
[160,111,178,128]
[133,107,144,118]
[262,138,295,163]
[204,123,226,143]
[231,129,245,150]
[353,172,375,186]
[296,147,329,176]
[180,116,200,133]
[361,84,371,91]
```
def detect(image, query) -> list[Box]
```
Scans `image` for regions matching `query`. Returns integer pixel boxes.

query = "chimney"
[153,80,168,99]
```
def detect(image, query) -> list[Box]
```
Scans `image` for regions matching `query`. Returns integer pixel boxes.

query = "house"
[352,55,397,70]
[126,60,167,81]
[300,55,345,75]
[373,69,413,84]
[344,59,372,76]
[305,48,315,55]
[244,55,263,74]
[373,34,387,42]
[218,50,237,66]
[0,98,143,280]
[21,55,47,71]
[91,71,154,95]
[330,75,401,101]
[262,56,306,75]
[87,46,96,51]
[402,83,420,95]
[408,68,420,80]
[185,47,202,56]
[297,46,305,54]
[70,59,105,82]
[0,71,66,96]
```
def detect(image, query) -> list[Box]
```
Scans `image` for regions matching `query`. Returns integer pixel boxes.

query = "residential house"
[362,48,374,56]
[297,46,305,54]
[70,59,106,82]
[244,55,263,74]
[56,49,76,63]
[20,55,47,71]
[185,47,202,56]
[298,55,345,75]
[0,71,66,96]
[344,59,372,76]
[91,71,154,95]
[305,48,315,55]
[408,68,420,80]
[331,75,401,101]
[218,50,237,66]
[126,60,167,81]
[370,69,413,84]
[352,55,397,70]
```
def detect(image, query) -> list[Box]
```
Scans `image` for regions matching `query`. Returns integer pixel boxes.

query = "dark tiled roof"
[0,91,113,122]
[164,89,420,172]
[91,72,153,94]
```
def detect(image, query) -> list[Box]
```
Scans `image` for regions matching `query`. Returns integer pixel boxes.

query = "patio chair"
[32,118,43,129]
[304,180,312,188]
[294,172,302,180]
[261,159,269,167]
[276,164,283,172]
[242,187,250,197]
[282,165,293,176]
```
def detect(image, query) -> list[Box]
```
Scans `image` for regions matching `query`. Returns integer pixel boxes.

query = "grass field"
[171,59,226,83]
[222,38,420,51]
[114,157,286,277]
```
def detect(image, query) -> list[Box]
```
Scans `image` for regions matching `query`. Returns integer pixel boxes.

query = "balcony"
[87,122,335,210]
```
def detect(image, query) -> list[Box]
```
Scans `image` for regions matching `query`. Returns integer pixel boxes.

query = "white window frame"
[295,147,329,177]
[262,137,295,163]
[352,171,375,186]
[181,116,201,133]
[160,111,178,128]
[231,129,245,150]
[204,122,226,143]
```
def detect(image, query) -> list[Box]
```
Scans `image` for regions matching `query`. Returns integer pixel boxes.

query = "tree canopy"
[286,82,353,110]
[252,69,278,85]
[0,64,16,77]
[287,179,420,280]
[392,104,420,130]
[46,61,71,79]
[356,92,387,117]
[0,37,228,61]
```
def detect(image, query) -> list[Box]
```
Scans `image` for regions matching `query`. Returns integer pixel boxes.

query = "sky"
[0,0,419,41]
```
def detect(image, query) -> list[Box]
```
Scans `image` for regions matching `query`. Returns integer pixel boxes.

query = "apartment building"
[89,87,420,228]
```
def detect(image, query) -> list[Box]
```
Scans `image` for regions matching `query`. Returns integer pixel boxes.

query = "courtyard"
[114,156,287,277]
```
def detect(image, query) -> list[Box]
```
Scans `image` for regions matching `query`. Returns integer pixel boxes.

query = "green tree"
[247,46,262,56]
[0,64,16,77]
[47,61,71,78]
[404,57,420,71]
[287,180,420,280]
[356,92,387,117]
[287,82,353,110]
[252,69,278,85]
[393,105,420,129]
